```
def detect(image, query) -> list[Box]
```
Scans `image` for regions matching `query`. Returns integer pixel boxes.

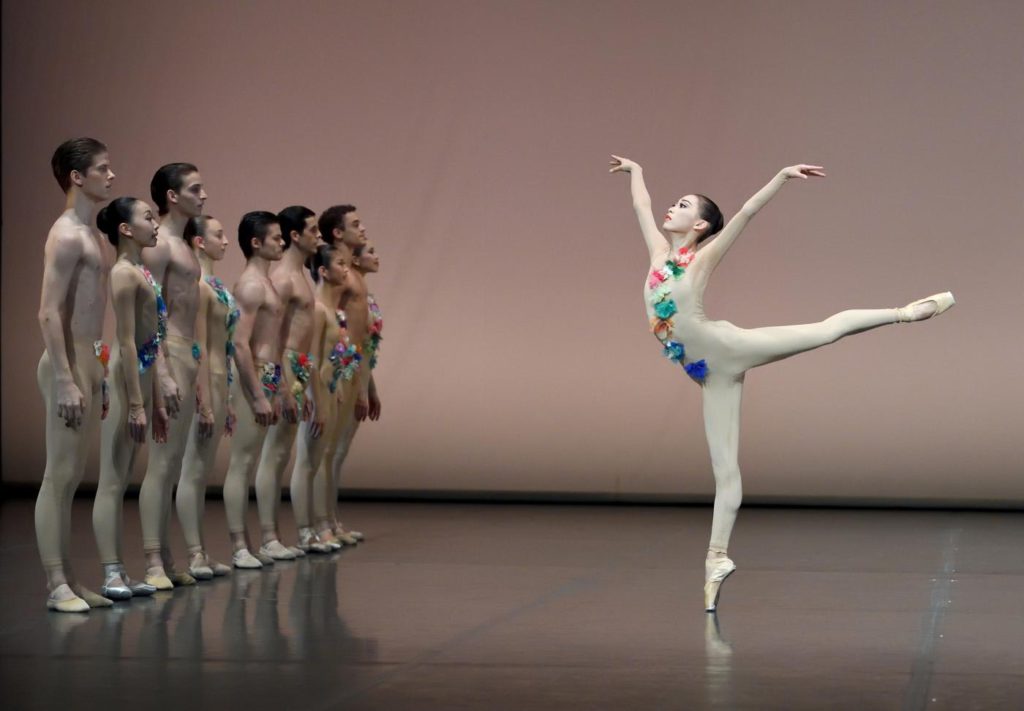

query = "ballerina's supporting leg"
[701,375,743,612]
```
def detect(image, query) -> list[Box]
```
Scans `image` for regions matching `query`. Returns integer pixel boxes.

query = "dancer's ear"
[694,219,709,235]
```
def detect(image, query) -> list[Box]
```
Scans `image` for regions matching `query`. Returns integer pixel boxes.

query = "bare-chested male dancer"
[252,206,324,560]
[36,137,116,612]
[139,163,207,588]
[610,155,954,611]
[314,205,373,545]
[223,212,286,568]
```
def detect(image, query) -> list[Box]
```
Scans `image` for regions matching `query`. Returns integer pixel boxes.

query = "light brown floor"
[0,499,1021,710]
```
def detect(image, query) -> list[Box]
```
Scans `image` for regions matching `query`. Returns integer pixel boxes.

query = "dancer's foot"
[287,545,306,558]
[121,566,158,597]
[297,527,332,554]
[332,525,359,546]
[232,549,264,569]
[896,292,955,323]
[317,527,343,550]
[171,571,197,587]
[704,555,737,613]
[73,584,113,608]
[209,559,232,576]
[254,550,275,566]
[187,551,215,581]
[46,584,90,613]
[100,564,133,601]
[144,566,174,591]
[258,539,296,561]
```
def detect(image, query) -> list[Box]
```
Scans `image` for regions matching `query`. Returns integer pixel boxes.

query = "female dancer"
[609,156,954,611]
[92,197,169,597]
[177,215,237,579]
[323,240,382,543]
[290,243,351,552]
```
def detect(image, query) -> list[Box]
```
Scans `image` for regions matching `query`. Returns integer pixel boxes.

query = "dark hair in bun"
[308,243,338,284]
[184,214,213,246]
[96,197,139,247]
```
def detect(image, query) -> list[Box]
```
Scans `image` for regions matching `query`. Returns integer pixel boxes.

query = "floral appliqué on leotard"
[328,309,362,393]
[206,276,240,386]
[647,246,708,382]
[365,294,383,369]
[137,265,168,373]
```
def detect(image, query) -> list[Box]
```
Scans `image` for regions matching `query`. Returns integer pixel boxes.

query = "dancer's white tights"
[704,308,899,551]
[176,370,227,553]
[223,378,272,541]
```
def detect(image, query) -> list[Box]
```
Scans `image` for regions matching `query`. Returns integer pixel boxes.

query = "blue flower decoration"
[654,299,677,320]
[684,359,708,381]
[192,343,202,361]
[663,340,685,362]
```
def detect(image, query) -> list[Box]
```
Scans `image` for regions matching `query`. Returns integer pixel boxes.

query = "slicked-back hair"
[52,137,108,193]
[277,205,316,251]
[96,197,139,247]
[308,243,339,284]
[238,211,280,260]
[184,215,213,246]
[150,162,199,216]
[317,204,356,245]
[695,194,724,244]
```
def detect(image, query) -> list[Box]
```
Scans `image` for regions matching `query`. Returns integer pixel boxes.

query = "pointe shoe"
[259,540,296,561]
[100,564,133,601]
[337,525,364,542]
[171,571,197,587]
[144,567,174,591]
[74,585,114,608]
[333,525,359,545]
[46,584,90,613]
[704,556,737,613]
[317,529,343,550]
[896,292,956,323]
[297,528,332,554]
[187,552,215,581]
[287,545,307,558]
[232,549,264,569]
[118,566,157,596]
[210,560,232,577]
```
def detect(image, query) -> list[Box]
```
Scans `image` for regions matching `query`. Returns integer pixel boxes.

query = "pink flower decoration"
[648,270,666,289]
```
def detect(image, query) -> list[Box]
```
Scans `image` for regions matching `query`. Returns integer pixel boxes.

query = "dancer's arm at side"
[193,286,214,438]
[142,238,181,416]
[232,280,274,426]
[609,155,669,263]
[308,304,329,439]
[368,373,381,421]
[700,164,825,272]
[38,230,86,428]
[111,266,146,443]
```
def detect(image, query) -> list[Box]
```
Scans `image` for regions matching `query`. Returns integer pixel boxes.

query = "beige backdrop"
[3,0,1023,505]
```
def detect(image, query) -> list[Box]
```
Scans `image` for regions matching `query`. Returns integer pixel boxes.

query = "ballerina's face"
[198,218,228,261]
[663,194,704,234]
[129,201,160,248]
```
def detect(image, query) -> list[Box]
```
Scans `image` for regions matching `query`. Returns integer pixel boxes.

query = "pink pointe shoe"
[896,292,956,323]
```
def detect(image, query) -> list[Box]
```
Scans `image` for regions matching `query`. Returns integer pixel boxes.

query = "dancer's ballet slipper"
[232,549,263,569]
[317,528,343,550]
[144,567,174,591]
[254,550,276,566]
[287,545,306,558]
[46,584,90,613]
[297,528,332,554]
[259,540,296,561]
[171,571,197,587]
[210,560,232,577]
[100,564,133,601]
[187,552,215,581]
[896,292,956,323]
[704,557,737,612]
[119,566,157,596]
[337,524,364,542]
[74,585,114,608]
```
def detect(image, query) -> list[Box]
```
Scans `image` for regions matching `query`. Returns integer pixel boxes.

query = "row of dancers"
[37,137,383,612]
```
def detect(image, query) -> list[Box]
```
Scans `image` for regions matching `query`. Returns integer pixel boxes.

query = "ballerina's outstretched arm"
[609,155,669,263]
[698,164,825,276]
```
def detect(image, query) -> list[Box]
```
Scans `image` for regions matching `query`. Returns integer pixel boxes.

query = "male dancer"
[139,163,207,587]
[222,212,286,568]
[315,205,375,542]
[36,137,116,611]
[253,206,324,560]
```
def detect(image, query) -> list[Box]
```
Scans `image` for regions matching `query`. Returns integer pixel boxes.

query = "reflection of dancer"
[93,197,167,600]
[178,215,237,579]
[36,138,116,612]
[290,243,350,552]
[610,156,955,611]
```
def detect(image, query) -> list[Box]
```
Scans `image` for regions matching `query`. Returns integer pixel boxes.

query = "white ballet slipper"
[259,540,296,561]
[46,584,90,613]
[704,556,737,612]
[232,549,264,569]
[896,292,955,322]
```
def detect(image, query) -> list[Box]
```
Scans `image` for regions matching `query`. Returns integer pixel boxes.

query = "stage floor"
[0,499,1021,710]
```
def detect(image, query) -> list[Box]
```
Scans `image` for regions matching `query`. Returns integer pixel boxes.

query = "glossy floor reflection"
[1,500,1022,710]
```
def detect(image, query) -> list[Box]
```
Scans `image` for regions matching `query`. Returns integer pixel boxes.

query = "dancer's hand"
[281,392,299,425]
[779,164,826,180]
[160,375,182,418]
[609,155,641,174]
[368,391,382,421]
[355,396,369,422]
[56,380,86,429]
[252,395,274,427]
[101,381,110,421]
[302,396,313,423]
[152,406,169,443]
[225,404,237,437]
[128,403,147,444]
[197,405,215,439]
[308,403,324,440]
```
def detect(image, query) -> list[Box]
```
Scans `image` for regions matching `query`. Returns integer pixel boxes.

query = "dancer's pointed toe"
[704,557,737,612]
[897,291,956,323]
